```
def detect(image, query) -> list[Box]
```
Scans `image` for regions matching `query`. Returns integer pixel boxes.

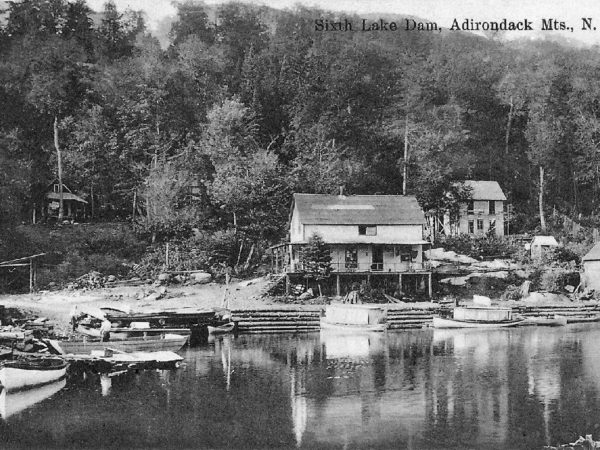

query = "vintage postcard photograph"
[1,0,600,448]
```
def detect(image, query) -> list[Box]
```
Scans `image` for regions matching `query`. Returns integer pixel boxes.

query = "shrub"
[539,269,580,292]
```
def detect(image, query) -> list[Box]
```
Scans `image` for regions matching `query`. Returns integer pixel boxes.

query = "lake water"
[2,325,600,449]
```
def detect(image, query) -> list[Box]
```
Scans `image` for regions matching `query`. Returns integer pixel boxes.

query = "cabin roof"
[292,194,425,225]
[464,180,507,201]
[46,192,88,204]
[583,243,600,262]
[531,235,559,247]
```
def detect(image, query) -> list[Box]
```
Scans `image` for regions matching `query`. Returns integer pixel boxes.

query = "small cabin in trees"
[35,182,88,223]
[456,180,507,237]
[271,193,432,298]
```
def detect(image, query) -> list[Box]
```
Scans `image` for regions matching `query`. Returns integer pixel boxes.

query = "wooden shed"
[582,243,600,291]
[530,235,559,260]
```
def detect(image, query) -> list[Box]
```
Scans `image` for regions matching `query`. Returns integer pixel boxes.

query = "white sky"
[86,0,600,46]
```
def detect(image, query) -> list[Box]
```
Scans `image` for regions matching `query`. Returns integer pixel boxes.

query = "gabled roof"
[464,180,507,201]
[531,235,558,247]
[292,194,425,225]
[583,243,600,262]
[46,192,88,204]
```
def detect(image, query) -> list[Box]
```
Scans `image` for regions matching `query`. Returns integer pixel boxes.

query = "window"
[489,200,496,215]
[489,219,496,234]
[468,220,474,234]
[345,249,358,269]
[467,200,474,214]
[477,219,484,230]
[358,225,377,236]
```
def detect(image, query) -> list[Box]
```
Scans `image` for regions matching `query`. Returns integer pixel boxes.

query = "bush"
[547,246,581,265]
[539,269,580,292]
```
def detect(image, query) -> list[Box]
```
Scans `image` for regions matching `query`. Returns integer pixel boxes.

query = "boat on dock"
[320,304,388,332]
[63,349,184,374]
[432,307,524,329]
[49,333,189,355]
[76,323,191,340]
[0,357,68,392]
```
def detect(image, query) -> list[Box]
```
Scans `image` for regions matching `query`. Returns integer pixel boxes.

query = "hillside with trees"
[1,0,600,283]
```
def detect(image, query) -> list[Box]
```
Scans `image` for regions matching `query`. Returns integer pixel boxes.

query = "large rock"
[239,277,264,287]
[157,273,170,282]
[191,272,212,284]
[426,248,478,264]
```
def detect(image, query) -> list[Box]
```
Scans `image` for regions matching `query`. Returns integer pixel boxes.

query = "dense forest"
[1,0,600,274]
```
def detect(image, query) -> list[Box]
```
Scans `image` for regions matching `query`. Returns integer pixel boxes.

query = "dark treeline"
[2,0,600,256]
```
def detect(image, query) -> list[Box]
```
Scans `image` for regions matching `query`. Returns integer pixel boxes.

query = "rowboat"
[76,324,191,340]
[520,314,568,327]
[0,357,68,392]
[50,333,188,355]
[320,304,388,332]
[433,307,524,329]
[0,379,66,419]
[432,316,524,328]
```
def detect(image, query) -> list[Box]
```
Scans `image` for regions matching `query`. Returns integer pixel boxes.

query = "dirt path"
[0,277,276,332]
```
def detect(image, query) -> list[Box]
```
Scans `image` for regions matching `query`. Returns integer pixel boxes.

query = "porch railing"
[286,261,430,273]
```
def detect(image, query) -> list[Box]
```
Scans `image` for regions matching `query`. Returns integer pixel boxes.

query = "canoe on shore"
[432,317,524,329]
[50,333,189,355]
[0,357,68,392]
[520,315,568,327]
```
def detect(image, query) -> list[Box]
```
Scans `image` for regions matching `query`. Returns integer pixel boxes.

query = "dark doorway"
[371,246,383,271]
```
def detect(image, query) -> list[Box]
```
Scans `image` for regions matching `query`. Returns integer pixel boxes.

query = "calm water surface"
[2,324,600,449]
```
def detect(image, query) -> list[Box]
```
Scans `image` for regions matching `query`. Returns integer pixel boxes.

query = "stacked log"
[232,307,321,333]
[386,308,435,329]
[231,306,438,333]
[515,304,600,323]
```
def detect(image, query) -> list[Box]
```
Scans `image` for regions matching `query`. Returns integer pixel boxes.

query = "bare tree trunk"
[90,183,94,220]
[504,97,513,156]
[54,116,64,221]
[403,114,409,195]
[539,165,546,231]
[132,190,137,223]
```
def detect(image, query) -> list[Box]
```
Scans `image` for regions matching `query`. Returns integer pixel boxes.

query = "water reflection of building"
[430,329,510,446]
[285,332,428,447]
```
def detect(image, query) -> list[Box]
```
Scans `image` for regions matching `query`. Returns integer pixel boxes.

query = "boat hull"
[432,317,524,329]
[56,334,188,355]
[320,318,388,332]
[0,358,68,392]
